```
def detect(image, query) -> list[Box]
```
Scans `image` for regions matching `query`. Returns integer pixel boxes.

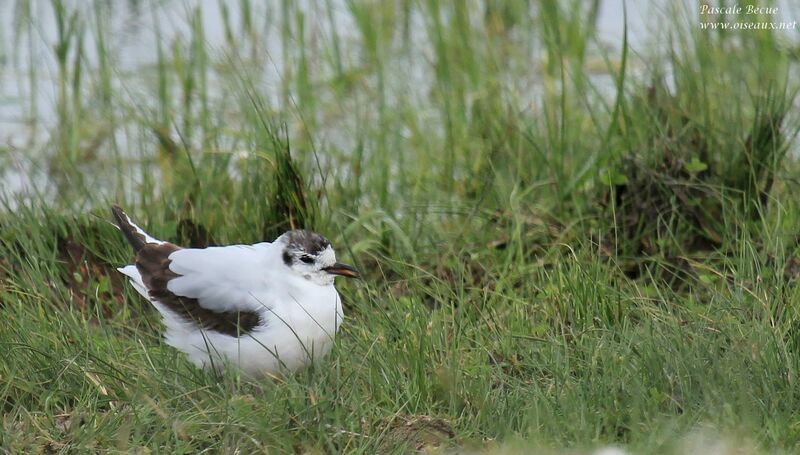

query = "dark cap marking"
[134,236,261,337]
[282,230,330,256]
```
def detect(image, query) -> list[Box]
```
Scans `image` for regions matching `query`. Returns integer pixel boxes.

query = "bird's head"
[277,229,359,285]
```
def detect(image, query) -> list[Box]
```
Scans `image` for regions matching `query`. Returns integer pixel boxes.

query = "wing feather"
[134,242,267,336]
[113,205,272,336]
[165,243,272,312]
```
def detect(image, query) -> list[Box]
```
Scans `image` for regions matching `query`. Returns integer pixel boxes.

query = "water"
[0,0,798,203]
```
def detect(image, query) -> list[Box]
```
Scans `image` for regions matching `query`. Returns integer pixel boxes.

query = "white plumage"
[112,205,357,377]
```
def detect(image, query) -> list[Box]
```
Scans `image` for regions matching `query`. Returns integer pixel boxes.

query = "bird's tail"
[111,205,164,252]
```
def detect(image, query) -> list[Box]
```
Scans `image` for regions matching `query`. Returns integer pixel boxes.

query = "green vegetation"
[1,1,799,452]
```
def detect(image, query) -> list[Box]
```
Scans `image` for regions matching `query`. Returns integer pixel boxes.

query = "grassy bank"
[1,1,799,452]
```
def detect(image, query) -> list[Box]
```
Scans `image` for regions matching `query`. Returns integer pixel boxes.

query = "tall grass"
[1,0,799,452]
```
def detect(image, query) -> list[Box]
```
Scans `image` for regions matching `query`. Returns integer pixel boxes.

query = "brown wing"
[111,204,147,252]
[134,238,262,337]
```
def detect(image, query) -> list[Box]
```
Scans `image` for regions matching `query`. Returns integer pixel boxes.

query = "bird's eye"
[300,255,314,264]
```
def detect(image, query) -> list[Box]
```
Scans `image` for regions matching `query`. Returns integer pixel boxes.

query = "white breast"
[166,277,344,376]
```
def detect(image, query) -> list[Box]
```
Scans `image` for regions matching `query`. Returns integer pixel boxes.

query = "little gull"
[111,205,358,377]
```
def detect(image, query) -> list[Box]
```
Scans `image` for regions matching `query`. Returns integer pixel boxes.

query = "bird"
[110,205,358,377]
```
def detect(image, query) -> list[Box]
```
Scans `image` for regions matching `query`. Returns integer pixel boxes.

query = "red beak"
[323,262,359,278]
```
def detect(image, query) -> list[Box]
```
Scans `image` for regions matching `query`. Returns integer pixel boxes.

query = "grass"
[1,0,800,453]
